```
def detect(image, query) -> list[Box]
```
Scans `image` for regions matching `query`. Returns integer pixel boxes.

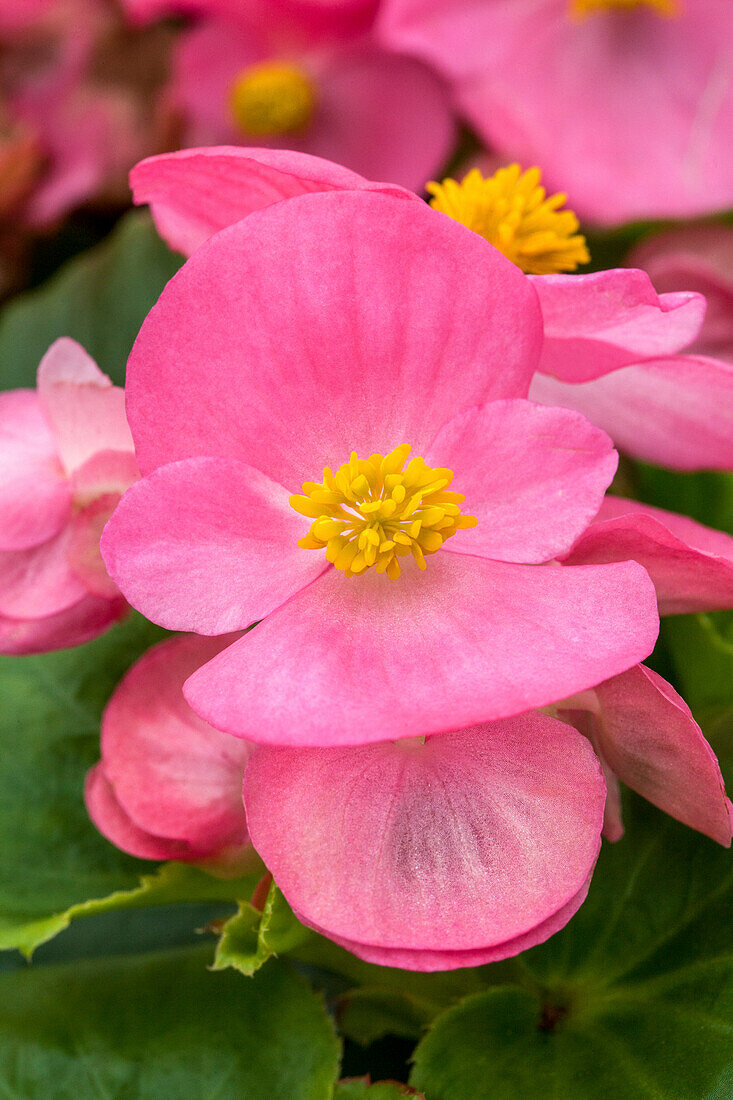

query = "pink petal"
[301,879,593,970]
[592,665,731,847]
[185,553,659,746]
[37,338,134,475]
[126,191,543,484]
[560,705,624,842]
[70,450,140,505]
[563,496,733,615]
[0,593,127,656]
[0,530,87,619]
[242,714,605,960]
[99,633,251,856]
[85,764,201,862]
[131,146,416,256]
[529,354,733,470]
[296,47,456,194]
[67,494,122,599]
[101,457,327,634]
[427,399,617,564]
[532,269,706,382]
[0,389,71,551]
[629,226,733,359]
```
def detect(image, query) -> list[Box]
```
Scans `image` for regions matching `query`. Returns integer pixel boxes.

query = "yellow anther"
[229,61,316,138]
[569,0,680,16]
[290,444,478,579]
[427,164,590,275]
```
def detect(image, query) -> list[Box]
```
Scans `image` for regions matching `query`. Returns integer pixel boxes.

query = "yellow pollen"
[426,164,590,275]
[229,61,316,137]
[569,0,681,17]
[289,444,478,580]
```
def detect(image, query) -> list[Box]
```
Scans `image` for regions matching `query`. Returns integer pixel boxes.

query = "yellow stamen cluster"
[290,445,478,580]
[569,0,680,17]
[427,164,590,275]
[229,61,316,137]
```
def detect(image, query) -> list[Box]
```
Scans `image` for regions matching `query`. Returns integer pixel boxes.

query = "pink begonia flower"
[241,664,730,969]
[102,188,660,749]
[166,13,456,192]
[562,496,733,615]
[86,633,255,872]
[0,338,136,655]
[629,226,733,361]
[0,0,171,225]
[377,0,733,225]
[130,146,733,471]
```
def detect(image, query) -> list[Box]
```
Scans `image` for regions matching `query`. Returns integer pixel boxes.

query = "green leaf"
[0,947,341,1099]
[336,988,435,1045]
[410,795,733,1100]
[0,613,258,956]
[214,880,312,977]
[0,210,180,390]
[634,464,733,537]
[335,1078,424,1099]
[292,934,521,1044]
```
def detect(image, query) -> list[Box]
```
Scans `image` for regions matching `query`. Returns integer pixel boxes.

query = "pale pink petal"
[85,764,200,862]
[131,146,415,256]
[101,458,326,634]
[532,269,706,382]
[100,634,251,855]
[592,665,731,847]
[296,877,593,971]
[563,496,733,615]
[242,714,605,960]
[0,389,71,551]
[0,530,87,619]
[185,553,658,746]
[127,191,542,484]
[0,593,127,656]
[70,450,140,505]
[37,338,134,475]
[529,354,733,470]
[427,399,617,564]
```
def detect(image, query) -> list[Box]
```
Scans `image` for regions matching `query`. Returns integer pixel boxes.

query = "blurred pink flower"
[101,187,660,748]
[131,146,733,471]
[0,338,136,654]
[165,12,456,191]
[378,0,733,224]
[86,632,255,873]
[0,0,172,224]
[122,0,379,37]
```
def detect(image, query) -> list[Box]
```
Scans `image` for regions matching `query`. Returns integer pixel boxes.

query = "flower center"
[229,61,316,137]
[290,444,477,579]
[427,165,590,275]
[569,0,681,17]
